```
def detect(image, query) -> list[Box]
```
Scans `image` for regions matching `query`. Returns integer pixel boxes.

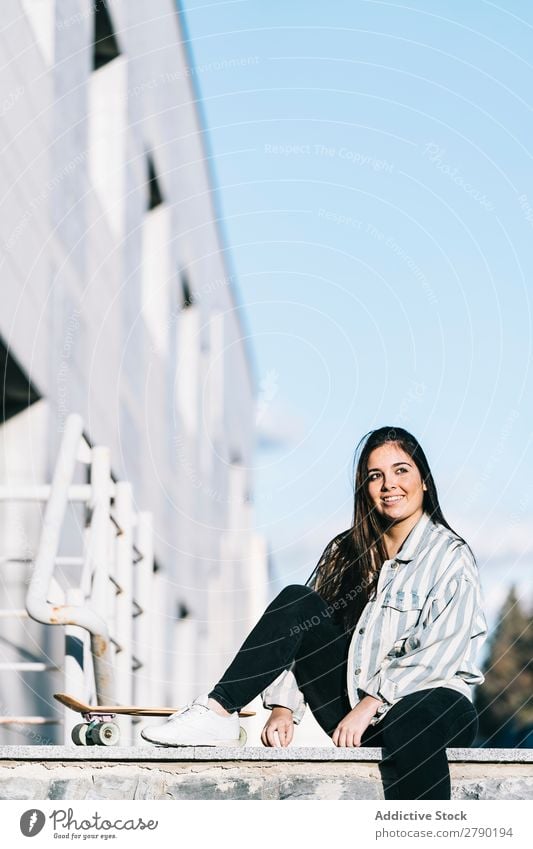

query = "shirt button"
[391,562,398,569]
[354,668,362,675]
[358,627,365,634]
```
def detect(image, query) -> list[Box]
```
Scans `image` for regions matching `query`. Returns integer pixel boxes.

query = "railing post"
[88,447,111,624]
[114,481,134,744]
[133,511,153,742]
[150,568,167,708]
[87,446,115,704]
[172,614,196,709]
[63,587,88,745]
[25,414,115,706]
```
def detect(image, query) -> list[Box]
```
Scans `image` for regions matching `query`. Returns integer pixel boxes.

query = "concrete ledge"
[0,745,532,762]
[0,748,531,800]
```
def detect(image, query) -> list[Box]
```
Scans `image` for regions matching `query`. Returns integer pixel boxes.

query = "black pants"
[208,584,478,800]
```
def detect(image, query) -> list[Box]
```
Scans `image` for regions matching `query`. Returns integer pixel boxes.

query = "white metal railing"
[25,416,115,704]
[0,413,157,745]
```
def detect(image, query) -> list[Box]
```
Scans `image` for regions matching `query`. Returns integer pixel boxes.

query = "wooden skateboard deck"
[54,692,255,718]
[55,692,254,746]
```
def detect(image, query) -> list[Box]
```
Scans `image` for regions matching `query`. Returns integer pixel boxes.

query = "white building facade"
[0,0,268,744]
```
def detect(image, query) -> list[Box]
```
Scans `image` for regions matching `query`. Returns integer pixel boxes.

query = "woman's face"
[366,442,427,524]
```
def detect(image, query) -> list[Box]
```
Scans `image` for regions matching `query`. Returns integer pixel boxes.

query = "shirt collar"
[394,511,434,562]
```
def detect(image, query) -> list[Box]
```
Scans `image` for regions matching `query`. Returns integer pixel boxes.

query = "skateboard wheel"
[88,722,120,746]
[238,726,247,746]
[71,723,89,746]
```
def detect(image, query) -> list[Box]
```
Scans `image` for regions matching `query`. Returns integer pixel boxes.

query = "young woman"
[142,426,488,800]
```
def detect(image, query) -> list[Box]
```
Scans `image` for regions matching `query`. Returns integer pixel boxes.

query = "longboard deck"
[54,693,255,718]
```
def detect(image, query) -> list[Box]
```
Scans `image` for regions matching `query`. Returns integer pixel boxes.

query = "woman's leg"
[208,584,353,735]
[361,687,478,800]
[290,592,353,736]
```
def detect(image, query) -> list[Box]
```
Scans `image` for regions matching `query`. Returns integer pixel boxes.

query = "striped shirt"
[262,511,488,726]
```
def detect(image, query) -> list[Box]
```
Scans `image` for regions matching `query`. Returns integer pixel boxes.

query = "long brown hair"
[305,426,470,633]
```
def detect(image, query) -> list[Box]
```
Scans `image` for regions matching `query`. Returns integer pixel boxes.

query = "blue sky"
[180,0,533,627]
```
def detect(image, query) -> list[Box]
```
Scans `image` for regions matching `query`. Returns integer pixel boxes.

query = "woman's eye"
[368,469,408,480]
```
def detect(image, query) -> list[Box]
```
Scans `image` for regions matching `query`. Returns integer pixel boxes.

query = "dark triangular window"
[147,154,164,210]
[181,274,194,309]
[176,602,190,620]
[0,337,41,423]
[93,0,121,71]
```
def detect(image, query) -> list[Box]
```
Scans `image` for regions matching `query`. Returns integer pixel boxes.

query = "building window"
[147,153,164,211]
[93,0,121,71]
[175,274,199,436]
[181,273,194,309]
[176,602,190,620]
[0,336,41,423]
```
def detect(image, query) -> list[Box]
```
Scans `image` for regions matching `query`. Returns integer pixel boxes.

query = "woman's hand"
[332,696,382,747]
[261,706,294,747]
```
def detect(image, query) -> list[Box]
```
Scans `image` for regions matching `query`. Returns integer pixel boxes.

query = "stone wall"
[0,747,531,800]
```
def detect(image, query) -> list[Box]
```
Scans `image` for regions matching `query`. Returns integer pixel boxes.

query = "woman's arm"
[261,661,307,724]
[332,694,384,746]
[261,706,295,747]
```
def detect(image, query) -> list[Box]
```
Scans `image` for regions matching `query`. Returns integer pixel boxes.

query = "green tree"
[474,587,533,746]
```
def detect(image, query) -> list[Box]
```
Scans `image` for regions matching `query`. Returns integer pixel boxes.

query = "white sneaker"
[140,693,241,747]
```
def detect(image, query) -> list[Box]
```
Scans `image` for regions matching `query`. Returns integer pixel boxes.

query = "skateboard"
[54,693,255,747]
